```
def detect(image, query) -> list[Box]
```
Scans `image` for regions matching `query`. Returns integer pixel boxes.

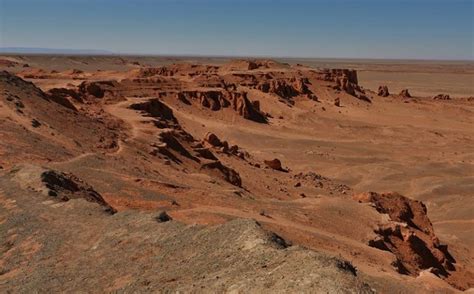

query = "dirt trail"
[57,152,96,165]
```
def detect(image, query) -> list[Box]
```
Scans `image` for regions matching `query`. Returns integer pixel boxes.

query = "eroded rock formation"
[378,85,390,97]
[264,158,285,171]
[78,81,119,99]
[200,161,242,187]
[41,169,116,213]
[325,69,371,102]
[399,89,412,98]
[433,94,451,100]
[353,192,458,284]
[175,90,267,123]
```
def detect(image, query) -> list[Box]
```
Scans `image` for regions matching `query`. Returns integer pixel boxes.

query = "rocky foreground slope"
[0,166,375,293]
[1,58,473,292]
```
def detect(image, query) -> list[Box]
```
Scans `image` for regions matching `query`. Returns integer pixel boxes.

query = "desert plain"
[0,54,473,293]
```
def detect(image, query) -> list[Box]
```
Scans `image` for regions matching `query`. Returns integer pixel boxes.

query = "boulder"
[204,132,222,147]
[78,81,117,98]
[129,99,179,129]
[264,158,284,171]
[353,192,456,279]
[40,169,116,214]
[258,80,299,98]
[46,88,82,111]
[378,85,390,97]
[200,161,242,187]
[194,147,218,160]
[433,94,451,100]
[155,211,173,222]
[31,119,41,128]
[399,89,411,98]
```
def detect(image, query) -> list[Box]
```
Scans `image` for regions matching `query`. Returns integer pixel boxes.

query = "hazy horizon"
[2,47,474,62]
[1,0,473,60]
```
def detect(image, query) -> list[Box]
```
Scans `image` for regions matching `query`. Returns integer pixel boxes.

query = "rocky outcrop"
[46,88,83,111]
[231,60,259,71]
[232,91,267,123]
[41,169,116,214]
[292,172,351,195]
[193,74,227,88]
[258,78,310,97]
[127,97,246,188]
[48,88,83,103]
[176,90,267,123]
[353,192,459,285]
[433,94,451,100]
[78,81,118,98]
[137,64,219,77]
[203,132,223,147]
[200,161,242,187]
[221,59,287,71]
[328,69,359,84]
[81,82,104,98]
[293,77,312,94]
[254,76,317,103]
[193,147,218,160]
[135,67,172,77]
[130,99,178,128]
[258,80,296,98]
[128,100,245,187]
[335,75,356,95]
[378,86,390,97]
[399,89,412,98]
[326,69,371,103]
[202,132,246,158]
[8,164,116,214]
[130,100,201,164]
[155,211,172,222]
[177,90,231,111]
[264,158,285,171]
[154,130,198,163]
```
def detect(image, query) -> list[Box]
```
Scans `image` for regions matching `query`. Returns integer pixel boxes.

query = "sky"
[0,0,473,60]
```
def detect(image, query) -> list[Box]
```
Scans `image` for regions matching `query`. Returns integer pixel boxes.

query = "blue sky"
[0,0,473,59]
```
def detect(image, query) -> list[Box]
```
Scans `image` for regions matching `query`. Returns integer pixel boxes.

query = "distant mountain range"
[0,47,113,55]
